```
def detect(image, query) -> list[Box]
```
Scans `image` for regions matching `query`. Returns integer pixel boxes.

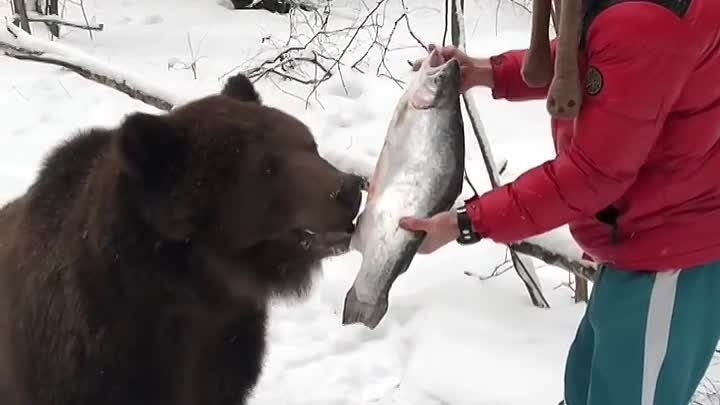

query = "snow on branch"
[465,229,598,283]
[21,11,104,32]
[511,241,597,282]
[0,19,185,111]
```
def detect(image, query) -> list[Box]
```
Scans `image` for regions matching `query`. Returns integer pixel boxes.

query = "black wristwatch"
[456,205,482,244]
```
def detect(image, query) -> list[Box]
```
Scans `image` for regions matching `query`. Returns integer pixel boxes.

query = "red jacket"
[465,0,720,271]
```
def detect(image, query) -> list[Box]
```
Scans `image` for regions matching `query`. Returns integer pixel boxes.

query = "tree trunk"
[12,0,32,33]
[450,0,464,45]
[45,0,60,38]
[230,0,294,14]
[575,277,589,303]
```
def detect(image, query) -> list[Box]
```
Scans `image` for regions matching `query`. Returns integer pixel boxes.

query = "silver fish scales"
[342,49,465,329]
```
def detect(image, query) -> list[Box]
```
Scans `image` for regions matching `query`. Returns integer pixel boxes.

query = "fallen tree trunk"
[11,0,31,33]
[4,49,173,110]
[511,241,597,282]
[230,0,314,14]
[1,20,185,110]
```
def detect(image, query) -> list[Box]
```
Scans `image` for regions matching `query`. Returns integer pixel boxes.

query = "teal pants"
[563,260,720,405]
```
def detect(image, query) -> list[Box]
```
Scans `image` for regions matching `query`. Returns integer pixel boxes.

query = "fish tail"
[341,286,389,330]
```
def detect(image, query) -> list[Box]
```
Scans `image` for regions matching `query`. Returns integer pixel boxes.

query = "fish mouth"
[423,48,460,77]
[409,50,461,109]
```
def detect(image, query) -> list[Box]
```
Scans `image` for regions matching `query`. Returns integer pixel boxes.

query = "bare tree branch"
[59,0,96,39]
[302,0,387,106]
[230,0,427,107]
[510,241,597,281]
[21,11,104,32]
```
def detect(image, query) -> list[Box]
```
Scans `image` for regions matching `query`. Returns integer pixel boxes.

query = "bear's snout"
[335,174,363,217]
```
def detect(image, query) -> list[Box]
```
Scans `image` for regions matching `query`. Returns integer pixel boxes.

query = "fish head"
[408,48,461,110]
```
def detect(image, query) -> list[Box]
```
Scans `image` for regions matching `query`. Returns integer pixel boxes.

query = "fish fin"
[367,140,391,201]
[341,285,389,330]
[426,48,445,68]
[409,86,436,109]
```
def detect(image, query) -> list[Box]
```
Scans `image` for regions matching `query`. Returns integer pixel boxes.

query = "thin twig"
[230,0,427,106]
[303,0,387,107]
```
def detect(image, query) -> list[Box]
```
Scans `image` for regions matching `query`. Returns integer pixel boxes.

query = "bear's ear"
[221,73,262,104]
[116,112,188,190]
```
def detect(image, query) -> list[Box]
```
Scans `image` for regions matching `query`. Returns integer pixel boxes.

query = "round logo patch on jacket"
[585,66,603,96]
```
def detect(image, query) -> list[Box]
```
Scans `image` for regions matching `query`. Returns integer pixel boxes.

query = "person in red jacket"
[400,0,720,404]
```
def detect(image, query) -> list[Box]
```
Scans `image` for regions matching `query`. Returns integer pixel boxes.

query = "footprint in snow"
[325,73,364,99]
[142,15,163,25]
[324,96,375,129]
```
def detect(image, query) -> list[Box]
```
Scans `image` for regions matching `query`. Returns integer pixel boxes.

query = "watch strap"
[456,206,481,244]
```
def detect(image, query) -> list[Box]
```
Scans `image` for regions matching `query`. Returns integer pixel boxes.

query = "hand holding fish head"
[410,43,485,93]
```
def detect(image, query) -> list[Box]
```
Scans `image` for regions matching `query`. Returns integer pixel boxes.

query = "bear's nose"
[336,174,363,215]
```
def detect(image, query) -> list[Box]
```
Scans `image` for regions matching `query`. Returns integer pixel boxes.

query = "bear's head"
[109,73,363,299]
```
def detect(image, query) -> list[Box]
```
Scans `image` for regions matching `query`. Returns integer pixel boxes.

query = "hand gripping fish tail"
[341,48,466,329]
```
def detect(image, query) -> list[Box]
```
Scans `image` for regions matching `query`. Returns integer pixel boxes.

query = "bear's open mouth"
[296,223,355,255]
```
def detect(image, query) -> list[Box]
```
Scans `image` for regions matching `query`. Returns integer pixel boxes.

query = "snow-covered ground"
[1,0,718,404]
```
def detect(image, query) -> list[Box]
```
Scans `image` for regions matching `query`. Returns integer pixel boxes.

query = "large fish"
[342,49,465,329]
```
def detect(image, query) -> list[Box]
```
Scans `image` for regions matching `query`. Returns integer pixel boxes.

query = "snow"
[1,0,717,404]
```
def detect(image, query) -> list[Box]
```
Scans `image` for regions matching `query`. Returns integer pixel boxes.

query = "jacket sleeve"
[465,3,691,243]
[489,39,557,101]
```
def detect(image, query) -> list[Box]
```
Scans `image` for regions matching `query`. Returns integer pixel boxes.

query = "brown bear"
[0,73,363,405]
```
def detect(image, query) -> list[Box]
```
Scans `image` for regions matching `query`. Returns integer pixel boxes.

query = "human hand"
[399,211,460,254]
[410,43,493,93]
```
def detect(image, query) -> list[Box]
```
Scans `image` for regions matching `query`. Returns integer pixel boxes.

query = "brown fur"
[0,73,362,405]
